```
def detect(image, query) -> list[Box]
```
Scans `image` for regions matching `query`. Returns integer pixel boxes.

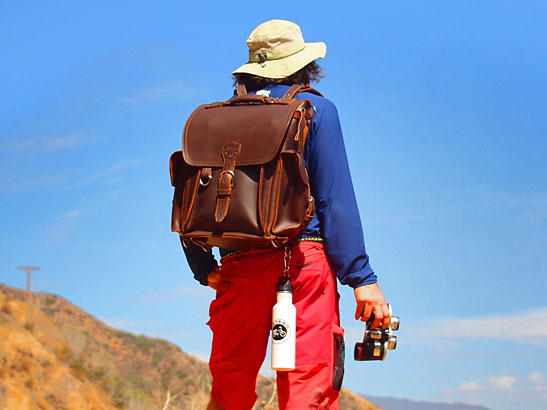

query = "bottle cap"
[276,276,293,292]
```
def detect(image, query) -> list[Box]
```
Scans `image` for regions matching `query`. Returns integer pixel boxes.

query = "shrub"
[44,297,55,306]
[54,344,70,362]
[69,355,87,376]
[24,322,35,332]
[1,302,11,314]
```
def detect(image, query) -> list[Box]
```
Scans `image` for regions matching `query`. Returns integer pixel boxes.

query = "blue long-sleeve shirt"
[182,84,377,288]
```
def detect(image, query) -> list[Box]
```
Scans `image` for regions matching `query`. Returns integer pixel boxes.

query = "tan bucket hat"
[232,19,326,79]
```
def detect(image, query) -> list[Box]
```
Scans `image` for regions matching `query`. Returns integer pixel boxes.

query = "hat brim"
[232,42,326,79]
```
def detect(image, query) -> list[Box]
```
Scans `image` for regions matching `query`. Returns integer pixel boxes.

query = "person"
[181,19,390,410]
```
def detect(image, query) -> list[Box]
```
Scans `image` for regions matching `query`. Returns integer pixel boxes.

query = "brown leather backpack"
[170,84,319,250]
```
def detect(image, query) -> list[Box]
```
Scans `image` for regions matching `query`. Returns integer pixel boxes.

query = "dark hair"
[232,61,324,92]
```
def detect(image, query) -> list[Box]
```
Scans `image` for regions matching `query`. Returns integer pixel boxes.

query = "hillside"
[0,284,380,410]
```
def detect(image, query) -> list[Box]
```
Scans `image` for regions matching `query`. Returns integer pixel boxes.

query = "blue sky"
[1,1,546,409]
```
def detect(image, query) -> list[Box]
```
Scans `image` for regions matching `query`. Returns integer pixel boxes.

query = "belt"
[220,236,323,262]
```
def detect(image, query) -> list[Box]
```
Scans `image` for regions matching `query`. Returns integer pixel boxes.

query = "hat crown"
[246,19,306,63]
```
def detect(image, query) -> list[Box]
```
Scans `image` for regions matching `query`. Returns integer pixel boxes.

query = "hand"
[207,269,220,290]
[354,282,390,329]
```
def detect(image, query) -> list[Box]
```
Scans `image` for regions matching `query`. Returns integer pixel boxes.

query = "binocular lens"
[391,316,400,331]
[354,343,363,361]
[354,341,387,361]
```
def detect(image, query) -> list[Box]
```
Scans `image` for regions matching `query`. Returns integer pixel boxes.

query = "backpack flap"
[182,101,299,167]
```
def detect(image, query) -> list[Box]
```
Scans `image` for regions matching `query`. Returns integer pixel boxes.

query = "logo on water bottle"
[272,319,290,343]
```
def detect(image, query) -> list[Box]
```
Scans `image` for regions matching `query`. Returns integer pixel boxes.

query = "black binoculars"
[354,304,400,361]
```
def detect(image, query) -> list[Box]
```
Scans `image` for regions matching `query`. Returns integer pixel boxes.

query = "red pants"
[208,241,344,410]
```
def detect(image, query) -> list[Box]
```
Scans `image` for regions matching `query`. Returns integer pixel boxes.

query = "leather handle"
[225,94,272,105]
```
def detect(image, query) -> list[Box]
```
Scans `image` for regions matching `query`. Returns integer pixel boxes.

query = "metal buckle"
[283,246,292,277]
[219,170,235,178]
[219,170,235,188]
[199,174,212,186]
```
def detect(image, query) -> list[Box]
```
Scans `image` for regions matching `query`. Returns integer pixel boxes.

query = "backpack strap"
[281,84,324,101]
[235,84,247,96]
[299,84,323,97]
[282,84,303,100]
[215,141,242,223]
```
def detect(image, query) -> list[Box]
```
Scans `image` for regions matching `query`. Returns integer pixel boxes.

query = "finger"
[370,303,386,328]
[370,308,383,328]
[354,301,365,320]
[381,303,391,329]
[361,304,373,323]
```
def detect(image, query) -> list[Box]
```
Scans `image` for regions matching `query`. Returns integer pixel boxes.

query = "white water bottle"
[271,276,296,371]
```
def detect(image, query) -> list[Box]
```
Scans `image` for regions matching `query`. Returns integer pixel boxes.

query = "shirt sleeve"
[306,99,377,288]
[180,238,218,286]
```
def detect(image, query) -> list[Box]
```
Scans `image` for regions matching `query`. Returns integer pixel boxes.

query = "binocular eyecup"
[354,304,399,361]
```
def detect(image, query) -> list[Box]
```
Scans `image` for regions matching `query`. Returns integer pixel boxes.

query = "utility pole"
[17,266,40,303]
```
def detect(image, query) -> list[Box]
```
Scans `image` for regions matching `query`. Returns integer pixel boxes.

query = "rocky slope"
[0,284,380,410]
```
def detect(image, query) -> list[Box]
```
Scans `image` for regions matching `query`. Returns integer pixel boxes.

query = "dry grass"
[0,284,381,410]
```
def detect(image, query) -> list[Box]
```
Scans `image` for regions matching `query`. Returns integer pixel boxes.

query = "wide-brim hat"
[232,19,326,79]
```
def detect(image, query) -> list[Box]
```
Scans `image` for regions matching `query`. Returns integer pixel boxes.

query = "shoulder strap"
[235,84,247,96]
[281,84,324,101]
[282,84,303,100]
[299,84,324,97]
